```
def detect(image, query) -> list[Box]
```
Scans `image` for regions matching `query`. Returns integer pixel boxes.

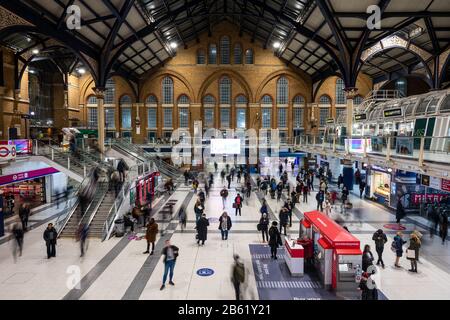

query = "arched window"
[234,43,242,64]
[235,95,247,104]
[162,76,173,104]
[197,49,206,64]
[336,78,346,104]
[145,95,157,105]
[277,76,289,105]
[245,49,254,64]
[293,95,305,106]
[220,36,230,64]
[105,78,115,104]
[261,95,273,105]
[87,95,97,105]
[353,95,363,106]
[178,94,190,105]
[120,95,132,129]
[219,77,231,104]
[120,95,132,105]
[319,95,331,127]
[208,44,217,64]
[203,95,216,105]
[319,95,331,105]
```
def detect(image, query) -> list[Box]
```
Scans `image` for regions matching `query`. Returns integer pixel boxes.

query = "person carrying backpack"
[231,254,245,300]
[234,193,243,216]
[269,221,282,259]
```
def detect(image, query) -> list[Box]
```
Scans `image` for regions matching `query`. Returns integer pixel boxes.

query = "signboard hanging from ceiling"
[383,108,402,118]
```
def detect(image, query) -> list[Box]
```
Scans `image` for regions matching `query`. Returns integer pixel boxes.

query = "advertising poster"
[395,137,413,155]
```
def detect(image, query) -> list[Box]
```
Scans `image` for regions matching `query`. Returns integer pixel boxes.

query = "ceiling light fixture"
[273,41,281,49]
[170,42,178,49]
[77,68,86,74]
[32,48,39,55]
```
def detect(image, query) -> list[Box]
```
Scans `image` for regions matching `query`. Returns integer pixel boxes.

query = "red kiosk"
[135,171,160,207]
[301,210,362,290]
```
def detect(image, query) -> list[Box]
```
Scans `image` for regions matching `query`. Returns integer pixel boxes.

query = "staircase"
[59,182,109,238]
[88,190,116,238]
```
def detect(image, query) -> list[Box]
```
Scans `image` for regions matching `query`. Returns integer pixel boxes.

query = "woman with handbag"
[258,213,269,243]
[407,233,421,273]
[362,244,374,272]
[218,211,232,240]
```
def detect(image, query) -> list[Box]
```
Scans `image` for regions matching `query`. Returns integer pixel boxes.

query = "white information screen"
[210,139,241,154]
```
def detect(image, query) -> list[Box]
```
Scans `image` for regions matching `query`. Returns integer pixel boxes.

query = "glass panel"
[293,95,305,105]
[236,108,246,129]
[220,36,230,64]
[197,49,205,64]
[105,78,115,104]
[319,108,330,127]
[88,108,98,128]
[179,107,189,128]
[162,76,173,104]
[120,95,132,104]
[293,108,303,128]
[163,108,172,128]
[336,78,345,104]
[245,49,253,64]
[440,95,450,113]
[319,95,331,104]
[405,101,416,117]
[220,77,231,104]
[203,95,215,105]
[105,108,115,129]
[147,108,157,128]
[278,108,287,128]
[147,131,157,143]
[87,96,97,104]
[121,107,132,129]
[204,108,214,127]
[277,76,288,104]
[261,95,273,104]
[209,44,217,64]
[262,108,271,128]
[220,108,230,128]
[234,44,242,64]
[353,95,363,106]
[178,94,190,104]
[235,95,247,104]
[145,95,157,105]
[415,98,429,115]
[426,98,439,114]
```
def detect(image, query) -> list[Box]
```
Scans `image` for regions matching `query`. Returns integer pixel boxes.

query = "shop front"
[301,211,362,291]
[134,171,160,208]
[367,165,392,205]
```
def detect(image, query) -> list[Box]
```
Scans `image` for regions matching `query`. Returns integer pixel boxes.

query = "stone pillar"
[0,87,4,139]
[248,103,260,132]
[344,88,358,137]
[94,88,106,153]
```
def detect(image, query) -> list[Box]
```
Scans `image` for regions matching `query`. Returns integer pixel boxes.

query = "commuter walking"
[43,223,57,259]
[218,211,232,240]
[77,223,89,258]
[160,240,179,291]
[234,193,243,216]
[196,213,209,246]
[178,205,187,232]
[362,244,374,272]
[220,188,229,210]
[396,200,406,225]
[341,186,349,204]
[143,218,158,254]
[117,159,129,183]
[337,174,343,189]
[268,221,282,259]
[440,210,448,244]
[279,208,288,236]
[324,199,332,217]
[316,191,324,211]
[231,254,245,300]
[393,232,407,268]
[372,229,387,268]
[428,204,439,238]
[221,170,226,184]
[302,184,309,203]
[18,203,30,231]
[214,161,218,173]
[260,199,268,216]
[11,222,24,262]
[258,213,269,243]
[407,233,421,273]
[194,200,204,223]
[359,180,366,199]
[226,174,232,189]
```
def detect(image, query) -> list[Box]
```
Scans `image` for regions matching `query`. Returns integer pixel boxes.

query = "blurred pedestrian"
[178,205,187,232]
[77,223,89,257]
[18,203,30,231]
[196,213,209,246]
[160,240,179,291]
[143,218,158,255]
[231,254,245,300]
[11,222,24,262]
[43,223,57,259]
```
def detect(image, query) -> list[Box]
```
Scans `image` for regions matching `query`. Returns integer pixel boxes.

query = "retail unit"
[284,238,304,276]
[302,211,362,290]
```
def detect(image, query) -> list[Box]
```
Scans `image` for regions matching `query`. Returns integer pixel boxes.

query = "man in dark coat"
[43,223,57,259]
[372,229,387,268]
[396,200,405,224]
[268,221,282,259]
[196,214,209,246]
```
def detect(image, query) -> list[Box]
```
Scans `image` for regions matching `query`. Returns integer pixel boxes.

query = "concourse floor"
[0,165,449,300]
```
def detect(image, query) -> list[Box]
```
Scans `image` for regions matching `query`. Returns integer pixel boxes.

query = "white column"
[344,88,358,137]
[94,88,106,153]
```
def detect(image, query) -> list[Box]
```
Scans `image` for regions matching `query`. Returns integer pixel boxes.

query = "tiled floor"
[0,165,449,300]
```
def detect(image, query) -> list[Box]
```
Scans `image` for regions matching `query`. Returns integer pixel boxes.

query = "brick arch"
[197,69,253,103]
[80,76,96,105]
[140,69,195,102]
[255,69,310,102]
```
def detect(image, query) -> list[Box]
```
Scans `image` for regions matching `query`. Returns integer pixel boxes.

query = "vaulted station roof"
[1,0,450,86]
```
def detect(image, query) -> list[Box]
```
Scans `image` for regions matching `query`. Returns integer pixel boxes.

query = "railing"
[358,90,405,113]
[294,134,450,165]
[101,162,151,241]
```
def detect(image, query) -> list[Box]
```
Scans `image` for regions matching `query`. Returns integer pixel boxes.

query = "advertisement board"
[210,139,241,154]
[345,139,372,153]
[442,179,450,192]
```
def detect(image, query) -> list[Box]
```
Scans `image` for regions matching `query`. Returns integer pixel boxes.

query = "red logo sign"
[442,179,450,192]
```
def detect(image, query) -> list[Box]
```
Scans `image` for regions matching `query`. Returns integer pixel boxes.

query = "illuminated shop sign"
[383,108,402,118]
[354,114,367,121]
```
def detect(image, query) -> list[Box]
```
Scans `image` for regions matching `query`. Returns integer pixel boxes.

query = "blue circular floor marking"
[197,268,214,277]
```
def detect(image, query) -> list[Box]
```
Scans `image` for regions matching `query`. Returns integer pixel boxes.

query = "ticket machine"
[302,211,362,290]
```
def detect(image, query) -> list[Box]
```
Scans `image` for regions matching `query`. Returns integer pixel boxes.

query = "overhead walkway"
[293,134,450,179]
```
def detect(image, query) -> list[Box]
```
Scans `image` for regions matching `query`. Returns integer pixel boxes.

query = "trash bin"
[114,218,124,237]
